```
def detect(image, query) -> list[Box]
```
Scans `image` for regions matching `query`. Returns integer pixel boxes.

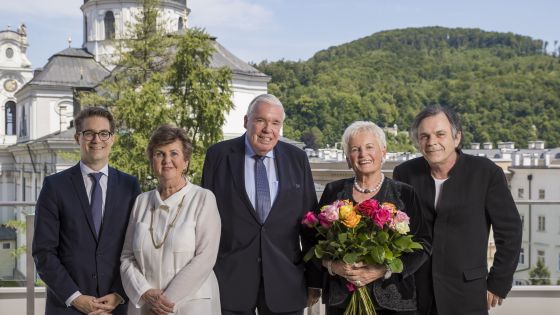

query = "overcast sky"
[1,0,559,68]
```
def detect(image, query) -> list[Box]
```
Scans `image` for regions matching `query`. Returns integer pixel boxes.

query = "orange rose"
[341,211,361,228]
[382,202,398,214]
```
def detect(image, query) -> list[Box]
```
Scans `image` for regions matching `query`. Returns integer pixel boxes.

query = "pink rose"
[346,282,356,292]
[301,211,319,228]
[318,206,339,228]
[357,199,379,217]
[371,206,391,229]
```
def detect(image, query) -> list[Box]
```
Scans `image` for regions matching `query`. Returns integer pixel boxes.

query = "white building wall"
[510,166,560,284]
[224,75,268,137]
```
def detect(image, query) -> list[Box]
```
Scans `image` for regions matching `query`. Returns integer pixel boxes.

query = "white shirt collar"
[79,161,109,177]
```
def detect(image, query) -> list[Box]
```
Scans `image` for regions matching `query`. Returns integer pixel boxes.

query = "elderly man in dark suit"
[393,105,522,315]
[202,94,321,315]
[33,107,141,314]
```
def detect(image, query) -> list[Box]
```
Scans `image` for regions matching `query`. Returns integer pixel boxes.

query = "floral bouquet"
[302,199,423,315]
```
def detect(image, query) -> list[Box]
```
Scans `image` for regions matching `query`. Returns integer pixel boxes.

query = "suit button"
[257,257,262,263]
[92,274,97,279]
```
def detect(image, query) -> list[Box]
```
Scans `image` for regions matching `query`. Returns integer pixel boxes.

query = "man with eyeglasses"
[33,106,141,314]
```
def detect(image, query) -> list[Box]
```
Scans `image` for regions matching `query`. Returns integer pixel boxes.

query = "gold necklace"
[149,193,187,249]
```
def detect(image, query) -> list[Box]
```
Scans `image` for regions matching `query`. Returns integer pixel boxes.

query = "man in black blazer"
[33,107,141,314]
[393,105,522,315]
[202,94,321,315]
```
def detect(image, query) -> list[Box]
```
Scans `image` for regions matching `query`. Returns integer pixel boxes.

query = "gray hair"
[246,94,286,120]
[410,105,463,149]
[342,121,387,156]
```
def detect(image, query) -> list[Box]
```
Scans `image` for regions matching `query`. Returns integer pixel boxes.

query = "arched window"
[104,11,115,40]
[5,101,16,135]
[178,17,184,30]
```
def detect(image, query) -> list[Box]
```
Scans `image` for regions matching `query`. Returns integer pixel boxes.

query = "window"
[178,17,184,30]
[2,243,10,249]
[19,105,27,137]
[538,216,546,232]
[84,16,88,42]
[537,250,545,264]
[104,11,115,40]
[539,189,545,200]
[5,47,14,58]
[518,248,525,265]
[5,101,16,135]
[518,188,524,199]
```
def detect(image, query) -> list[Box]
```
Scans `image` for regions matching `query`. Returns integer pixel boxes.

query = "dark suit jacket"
[319,177,433,312]
[201,135,321,312]
[32,163,141,314]
[393,151,522,315]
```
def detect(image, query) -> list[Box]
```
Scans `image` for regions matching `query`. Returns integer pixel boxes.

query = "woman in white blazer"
[121,125,221,315]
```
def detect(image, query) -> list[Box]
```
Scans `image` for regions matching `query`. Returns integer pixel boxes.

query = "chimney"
[483,142,493,150]
[528,141,535,149]
[470,143,480,150]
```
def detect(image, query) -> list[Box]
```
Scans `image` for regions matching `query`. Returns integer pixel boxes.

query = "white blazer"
[121,183,221,315]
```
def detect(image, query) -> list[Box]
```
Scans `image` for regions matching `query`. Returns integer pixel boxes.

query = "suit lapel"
[69,163,98,240]
[228,137,260,223]
[270,144,286,211]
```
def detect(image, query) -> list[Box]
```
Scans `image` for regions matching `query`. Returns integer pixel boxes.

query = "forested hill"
[255,27,560,150]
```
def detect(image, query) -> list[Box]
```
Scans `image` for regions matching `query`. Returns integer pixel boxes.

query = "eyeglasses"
[80,130,113,141]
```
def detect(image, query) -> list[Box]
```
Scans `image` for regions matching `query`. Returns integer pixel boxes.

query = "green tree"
[80,0,232,189]
[529,258,551,285]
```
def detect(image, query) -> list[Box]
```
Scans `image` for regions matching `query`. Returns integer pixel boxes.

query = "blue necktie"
[254,155,271,224]
[89,173,103,237]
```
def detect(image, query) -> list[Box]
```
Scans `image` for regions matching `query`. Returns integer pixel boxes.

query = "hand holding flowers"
[302,199,422,315]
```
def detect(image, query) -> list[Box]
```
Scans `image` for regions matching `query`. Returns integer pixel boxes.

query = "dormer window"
[104,11,115,40]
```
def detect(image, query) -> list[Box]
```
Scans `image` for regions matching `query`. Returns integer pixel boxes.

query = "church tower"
[81,0,189,68]
[0,25,33,145]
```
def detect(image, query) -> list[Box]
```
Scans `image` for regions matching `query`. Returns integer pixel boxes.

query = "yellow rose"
[338,205,354,219]
[341,211,361,228]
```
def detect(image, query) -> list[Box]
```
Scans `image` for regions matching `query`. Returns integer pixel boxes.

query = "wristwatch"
[384,266,392,279]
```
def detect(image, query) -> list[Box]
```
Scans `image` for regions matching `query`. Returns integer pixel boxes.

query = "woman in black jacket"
[319,121,434,315]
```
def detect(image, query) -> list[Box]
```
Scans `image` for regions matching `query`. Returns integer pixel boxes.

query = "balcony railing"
[1,201,559,315]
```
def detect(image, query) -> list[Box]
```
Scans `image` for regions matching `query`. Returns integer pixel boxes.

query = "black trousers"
[325,306,415,315]
[222,280,303,315]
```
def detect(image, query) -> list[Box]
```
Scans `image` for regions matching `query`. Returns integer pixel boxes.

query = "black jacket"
[393,151,522,315]
[201,135,320,312]
[319,177,433,311]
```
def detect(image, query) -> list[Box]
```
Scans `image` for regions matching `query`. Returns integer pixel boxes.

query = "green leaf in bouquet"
[376,230,389,243]
[338,233,348,243]
[388,258,404,273]
[329,241,341,248]
[314,246,324,259]
[410,241,423,250]
[343,252,359,264]
[304,248,316,262]
[370,246,385,264]
[384,247,394,259]
[394,235,413,249]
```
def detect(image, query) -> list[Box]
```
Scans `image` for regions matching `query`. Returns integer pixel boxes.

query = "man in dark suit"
[202,94,321,315]
[393,105,522,315]
[33,107,141,314]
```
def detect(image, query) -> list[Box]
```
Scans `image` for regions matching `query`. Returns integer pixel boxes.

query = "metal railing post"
[26,214,35,315]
